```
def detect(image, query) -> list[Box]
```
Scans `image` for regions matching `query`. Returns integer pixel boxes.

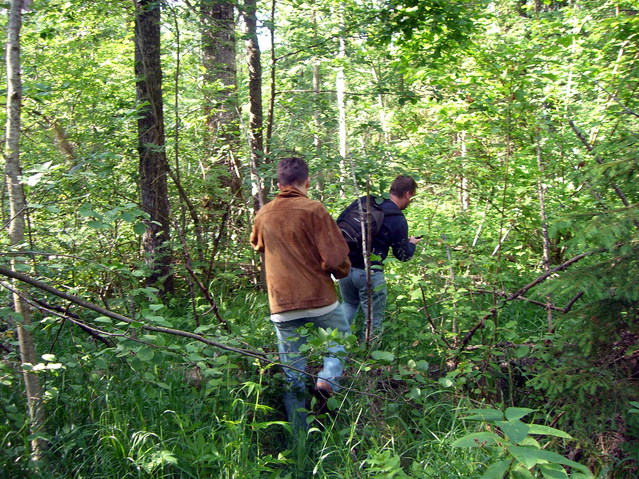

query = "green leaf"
[415,360,429,371]
[79,205,97,217]
[88,220,109,230]
[327,397,339,410]
[371,350,395,362]
[538,463,568,479]
[508,445,591,474]
[136,347,155,362]
[134,222,147,235]
[527,424,572,439]
[505,407,535,421]
[463,408,505,422]
[481,459,512,479]
[438,377,454,388]
[496,420,530,444]
[452,431,502,448]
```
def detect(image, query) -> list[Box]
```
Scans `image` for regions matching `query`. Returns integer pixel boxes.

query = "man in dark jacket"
[338,175,421,340]
[250,157,351,432]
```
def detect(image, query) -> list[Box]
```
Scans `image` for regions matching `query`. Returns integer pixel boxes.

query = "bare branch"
[457,250,596,354]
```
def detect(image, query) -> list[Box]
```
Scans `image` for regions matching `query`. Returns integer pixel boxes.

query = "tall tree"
[242,0,266,211]
[134,0,173,293]
[4,0,47,463]
[201,0,242,195]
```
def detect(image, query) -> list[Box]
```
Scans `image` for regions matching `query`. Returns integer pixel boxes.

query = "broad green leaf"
[463,408,505,422]
[134,222,147,235]
[496,420,530,444]
[527,424,572,439]
[538,463,568,479]
[136,347,155,362]
[415,360,429,371]
[452,431,502,448]
[505,407,535,421]
[481,459,512,479]
[371,350,395,362]
[508,445,592,475]
[438,377,454,388]
[510,462,535,478]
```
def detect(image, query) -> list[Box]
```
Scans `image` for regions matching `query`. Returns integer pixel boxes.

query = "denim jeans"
[339,267,387,337]
[272,305,350,432]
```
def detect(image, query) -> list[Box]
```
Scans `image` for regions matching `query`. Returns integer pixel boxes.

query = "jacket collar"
[277,186,307,198]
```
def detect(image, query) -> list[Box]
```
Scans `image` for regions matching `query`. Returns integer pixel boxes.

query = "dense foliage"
[1,0,637,477]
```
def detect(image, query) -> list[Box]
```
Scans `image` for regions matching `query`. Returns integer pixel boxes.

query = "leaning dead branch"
[457,250,596,355]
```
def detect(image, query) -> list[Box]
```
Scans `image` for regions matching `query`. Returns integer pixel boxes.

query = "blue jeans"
[339,267,387,338]
[272,305,350,432]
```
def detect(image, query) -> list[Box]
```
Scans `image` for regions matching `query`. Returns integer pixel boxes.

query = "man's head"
[389,175,417,210]
[277,157,309,190]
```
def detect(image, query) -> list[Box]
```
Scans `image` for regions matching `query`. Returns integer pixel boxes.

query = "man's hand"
[409,236,423,245]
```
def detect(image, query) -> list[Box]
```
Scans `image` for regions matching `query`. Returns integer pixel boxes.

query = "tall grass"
[1,284,620,478]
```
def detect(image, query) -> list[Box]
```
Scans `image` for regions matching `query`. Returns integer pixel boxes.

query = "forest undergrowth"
[1,255,637,478]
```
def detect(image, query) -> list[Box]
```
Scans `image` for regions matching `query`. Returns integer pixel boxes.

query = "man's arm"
[249,220,264,253]
[389,216,418,262]
[315,207,351,278]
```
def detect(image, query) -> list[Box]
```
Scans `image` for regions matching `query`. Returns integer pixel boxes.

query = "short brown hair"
[277,157,309,186]
[390,175,417,197]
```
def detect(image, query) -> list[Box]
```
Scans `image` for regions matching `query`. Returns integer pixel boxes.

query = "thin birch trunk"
[4,0,47,462]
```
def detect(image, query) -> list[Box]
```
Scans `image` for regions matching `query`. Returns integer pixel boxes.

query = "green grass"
[1,285,636,478]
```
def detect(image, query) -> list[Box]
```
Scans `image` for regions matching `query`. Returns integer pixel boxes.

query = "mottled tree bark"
[242,0,266,212]
[201,0,242,195]
[134,0,173,293]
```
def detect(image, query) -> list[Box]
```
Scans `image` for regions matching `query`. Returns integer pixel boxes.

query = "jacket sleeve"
[250,218,264,253]
[315,207,351,278]
[389,215,416,262]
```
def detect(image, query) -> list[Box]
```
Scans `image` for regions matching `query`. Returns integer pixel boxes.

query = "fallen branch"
[0,265,262,361]
[0,265,371,397]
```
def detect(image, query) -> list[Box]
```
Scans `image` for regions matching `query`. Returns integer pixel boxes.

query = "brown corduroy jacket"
[250,186,351,314]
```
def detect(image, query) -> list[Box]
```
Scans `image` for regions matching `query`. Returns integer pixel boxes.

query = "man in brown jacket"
[250,157,351,433]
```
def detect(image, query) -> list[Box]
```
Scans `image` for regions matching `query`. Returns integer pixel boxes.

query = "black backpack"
[337,196,398,253]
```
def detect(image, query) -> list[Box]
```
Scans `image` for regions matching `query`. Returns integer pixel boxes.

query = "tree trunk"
[201,0,242,196]
[134,0,173,293]
[336,29,348,197]
[264,0,276,158]
[311,7,325,198]
[243,0,266,212]
[4,0,47,462]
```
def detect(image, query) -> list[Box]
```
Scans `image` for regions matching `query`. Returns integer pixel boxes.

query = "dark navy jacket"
[344,197,416,269]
